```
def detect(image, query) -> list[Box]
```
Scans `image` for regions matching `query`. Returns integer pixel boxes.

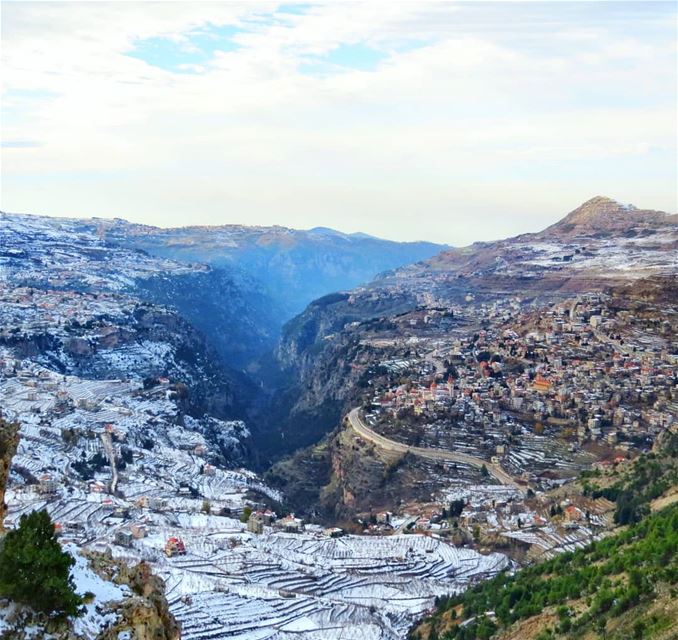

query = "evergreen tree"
[0,510,82,616]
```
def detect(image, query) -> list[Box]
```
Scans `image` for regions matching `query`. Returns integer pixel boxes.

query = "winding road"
[347,408,523,490]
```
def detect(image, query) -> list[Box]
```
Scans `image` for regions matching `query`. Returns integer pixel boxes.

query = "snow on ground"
[88,520,510,640]
[67,544,128,638]
[0,349,508,639]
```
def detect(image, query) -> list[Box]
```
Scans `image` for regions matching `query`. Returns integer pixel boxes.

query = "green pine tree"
[0,510,82,616]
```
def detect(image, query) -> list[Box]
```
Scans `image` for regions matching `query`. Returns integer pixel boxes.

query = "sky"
[1,1,676,245]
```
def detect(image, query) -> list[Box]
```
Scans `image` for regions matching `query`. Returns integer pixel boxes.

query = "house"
[77,399,100,412]
[277,515,304,534]
[253,509,275,525]
[115,530,134,548]
[415,517,431,531]
[89,480,106,494]
[39,475,59,495]
[247,513,265,534]
[149,497,166,512]
[376,511,392,525]
[533,374,552,393]
[564,505,583,522]
[164,537,186,557]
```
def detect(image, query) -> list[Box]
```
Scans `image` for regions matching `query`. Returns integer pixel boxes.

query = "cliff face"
[0,417,20,531]
[253,290,420,461]
[0,550,180,640]
[267,417,464,523]
[0,301,253,466]
[134,267,282,369]
[89,552,180,640]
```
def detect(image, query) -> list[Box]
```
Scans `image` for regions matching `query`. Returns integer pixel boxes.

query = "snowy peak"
[542,196,677,238]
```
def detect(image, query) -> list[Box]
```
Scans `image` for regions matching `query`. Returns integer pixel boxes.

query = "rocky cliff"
[0,417,19,532]
[88,551,180,640]
[254,289,419,461]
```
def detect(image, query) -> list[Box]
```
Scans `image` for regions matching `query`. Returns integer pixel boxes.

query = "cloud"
[1,1,676,244]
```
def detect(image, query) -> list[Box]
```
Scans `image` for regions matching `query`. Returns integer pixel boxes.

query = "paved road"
[347,408,523,490]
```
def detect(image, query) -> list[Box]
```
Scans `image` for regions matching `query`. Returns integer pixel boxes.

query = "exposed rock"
[0,417,19,531]
[85,550,180,640]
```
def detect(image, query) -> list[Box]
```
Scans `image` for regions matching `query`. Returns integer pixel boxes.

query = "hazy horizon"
[2,192,674,248]
[2,1,676,245]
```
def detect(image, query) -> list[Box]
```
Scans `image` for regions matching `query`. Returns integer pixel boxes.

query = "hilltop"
[541,196,678,238]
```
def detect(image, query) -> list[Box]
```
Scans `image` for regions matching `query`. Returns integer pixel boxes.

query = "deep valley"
[0,197,676,639]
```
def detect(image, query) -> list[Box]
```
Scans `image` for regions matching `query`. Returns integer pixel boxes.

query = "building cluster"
[363,294,675,483]
[0,284,139,340]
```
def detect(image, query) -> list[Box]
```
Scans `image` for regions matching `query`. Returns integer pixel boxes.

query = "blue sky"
[125,25,244,73]
[1,1,676,244]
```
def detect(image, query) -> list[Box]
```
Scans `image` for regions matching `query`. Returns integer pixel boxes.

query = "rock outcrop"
[0,416,19,531]
[86,550,181,640]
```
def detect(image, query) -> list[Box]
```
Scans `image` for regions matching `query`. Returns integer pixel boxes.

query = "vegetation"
[583,432,677,525]
[240,505,253,523]
[443,499,465,519]
[414,440,678,639]
[412,504,677,639]
[0,510,82,617]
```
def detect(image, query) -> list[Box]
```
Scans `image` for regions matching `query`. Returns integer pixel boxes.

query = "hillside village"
[364,293,675,461]
[292,287,677,560]
[0,208,675,639]
[0,348,514,639]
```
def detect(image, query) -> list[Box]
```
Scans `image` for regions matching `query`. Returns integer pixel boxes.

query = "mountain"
[96,218,445,321]
[275,194,678,402]
[1,212,444,370]
[0,198,676,640]
[0,211,254,465]
[541,195,678,238]
[419,196,677,293]
[266,196,677,498]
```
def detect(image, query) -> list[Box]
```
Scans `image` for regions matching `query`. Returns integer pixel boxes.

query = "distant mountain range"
[0,212,446,368]
[95,217,445,318]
